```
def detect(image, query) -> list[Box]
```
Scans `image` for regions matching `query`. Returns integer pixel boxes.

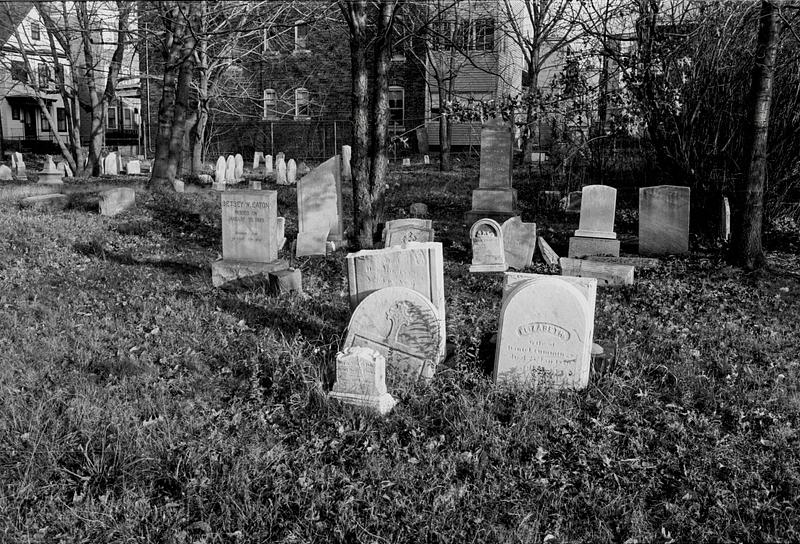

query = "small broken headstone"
[126,160,141,175]
[501,217,536,270]
[234,154,244,181]
[329,346,396,415]
[0,165,12,180]
[295,230,329,257]
[402,158,411,167]
[341,145,352,181]
[469,218,507,273]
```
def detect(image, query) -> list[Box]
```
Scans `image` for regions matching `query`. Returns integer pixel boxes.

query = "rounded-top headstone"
[494,277,593,389]
[469,218,507,272]
[344,286,442,390]
[215,156,226,183]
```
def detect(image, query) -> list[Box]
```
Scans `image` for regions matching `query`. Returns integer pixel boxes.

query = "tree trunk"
[732,0,780,270]
[438,105,451,171]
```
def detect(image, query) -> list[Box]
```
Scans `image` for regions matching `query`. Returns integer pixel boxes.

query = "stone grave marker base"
[211,259,288,288]
[568,236,620,258]
[20,194,69,211]
[560,257,634,286]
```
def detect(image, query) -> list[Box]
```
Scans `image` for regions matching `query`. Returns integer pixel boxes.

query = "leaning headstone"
[295,230,329,257]
[0,165,12,180]
[346,242,446,362]
[56,161,73,178]
[268,268,303,296]
[234,154,244,181]
[276,217,286,250]
[37,155,63,184]
[469,218,507,273]
[537,237,559,267]
[343,287,442,388]
[225,155,236,183]
[297,155,343,242]
[402,158,411,167]
[20,193,68,211]
[126,160,141,175]
[495,275,596,389]
[98,187,135,216]
[329,346,396,415]
[14,153,26,180]
[465,116,519,224]
[409,203,428,217]
[211,190,288,287]
[383,218,434,247]
[264,154,273,174]
[501,217,537,270]
[568,185,620,258]
[287,159,297,185]
[423,155,430,165]
[276,156,287,185]
[639,185,690,255]
[215,156,226,184]
[720,196,731,241]
[253,151,263,171]
[559,257,634,287]
[341,145,352,181]
[103,153,119,175]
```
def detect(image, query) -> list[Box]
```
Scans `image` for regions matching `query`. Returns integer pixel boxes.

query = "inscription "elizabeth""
[516,322,571,341]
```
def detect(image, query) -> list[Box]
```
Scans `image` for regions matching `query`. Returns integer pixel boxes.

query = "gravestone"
[720,196,731,241]
[501,217,536,270]
[20,193,69,211]
[253,152,263,170]
[559,257,634,287]
[56,161,73,178]
[276,151,285,163]
[212,190,287,287]
[103,153,119,175]
[0,165,12,180]
[341,145,352,181]
[343,287,442,388]
[495,275,596,389]
[346,242,446,362]
[297,155,343,242]
[402,158,411,167]
[410,203,428,217]
[265,154,273,174]
[423,155,430,165]
[287,159,297,185]
[276,217,286,249]
[469,218,507,273]
[225,155,236,183]
[249,180,261,190]
[295,230,329,257]
[126,160,141,175]
[537,237,559,266]
[13,152,26,180]
[37,155,63,184]
[99,188,135,216]
[329,346,396,415]
[568,185,620,258]
[382,218,434,247]
[639,185,690,255]
[234,154,244,182]
[465,116,519,224]
[565,191,582,213]
[215,156,226,183]
[276,157,287,185]
[173,179,185,193]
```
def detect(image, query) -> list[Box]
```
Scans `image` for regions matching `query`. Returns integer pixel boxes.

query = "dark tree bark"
[732,0,780,270]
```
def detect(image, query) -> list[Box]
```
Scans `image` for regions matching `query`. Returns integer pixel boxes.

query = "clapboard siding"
[426,121,482,147]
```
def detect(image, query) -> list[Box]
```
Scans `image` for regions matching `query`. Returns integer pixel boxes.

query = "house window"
[38,64,50,88]
[432,21,451,51]
[263,27,279,54]
[263,88,277,119]
[123,108,133,129]
[10,61,27,82]
[107,106,117,129]
[31,23,40,41]
[473,18,495,51]
[57,107,67,132]
[388,86,404,127]
[40,109,50,132]
[294,20,308,51]
[12,105,20,120]
[295,88,310,119]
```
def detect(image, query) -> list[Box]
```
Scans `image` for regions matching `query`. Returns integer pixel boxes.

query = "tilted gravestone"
[465,116,519,224]
[639,185,690,255]
[568,185,620,258]
[343,287,442,389]
[215,156,226,184]
[495,274,596,389]
[126,160,141,175]
[13,152,27,180]
[469,218,507,273]
[329,346,396,415]
[225,155,236,183]
[341,145,352,181]
[103,153,119,175]
[287,159,297,185]
[253,151,263,170]
[501,217,536,270]
[297,155,343,242]
[234,154,244,181]
[37,155,63,184]
[264,154,273,174]
[276,156,287,185]
[382,218,434,248]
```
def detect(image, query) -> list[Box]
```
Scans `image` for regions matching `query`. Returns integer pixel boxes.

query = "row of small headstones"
[214,152,314,188]
[0,152,146,182]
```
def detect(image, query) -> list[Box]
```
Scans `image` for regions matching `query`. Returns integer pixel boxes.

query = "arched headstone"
[469,218,507,273]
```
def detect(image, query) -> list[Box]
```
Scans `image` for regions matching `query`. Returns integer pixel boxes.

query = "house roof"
[0,2,34,49]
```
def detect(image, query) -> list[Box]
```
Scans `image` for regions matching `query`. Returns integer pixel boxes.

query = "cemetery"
[1,0,799,542]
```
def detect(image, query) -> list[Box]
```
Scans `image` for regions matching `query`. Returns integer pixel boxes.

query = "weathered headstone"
[56,161,73,178]
[173,179,185,193]
[329,346,396,415]
[341,145,352,181]
[423,155,430,165]
[253,151,263,171]
[276,151,285,163]
[14,153,26,180]
[268,268,302,296]
[215,156,226,184]
[383,218,434,247]
[501,217,536,270]
[469,218,507,273]
[297,155,343,242]
[343,287,442,388]
[410,203,428,217]
[287,159,297,185]
[402,158,411,167]
[225,155,236,183]
[568,185,620,258]
[276,156,287,185]
[564,191,582,213]
[103,153,119,175]
[346,242,445,362]
[0,165,12,180]
[720,196,731,241]
[98,187,135,216]
[20,193,68,210]
[465,116,519,224]
[639,185,690,255]
[37,155,63,184]
[295,230,329,257]
[559,257,634,287]
[276,216,286,250]
[234,154,244,181]
[126,160,141,175]
[495,275,596,389]
[537,237,559,266]
[264,154,273,174]
[211,190,287,287]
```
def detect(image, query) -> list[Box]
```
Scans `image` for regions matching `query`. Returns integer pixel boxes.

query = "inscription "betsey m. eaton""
[517,322,571,341]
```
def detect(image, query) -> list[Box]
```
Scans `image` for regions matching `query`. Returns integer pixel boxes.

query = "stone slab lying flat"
[588,256,661,270]
[19,193,69,211]
[211,258,288,288]
[568,236,620,258]
[559,257,634,286]
[1,184,62,201]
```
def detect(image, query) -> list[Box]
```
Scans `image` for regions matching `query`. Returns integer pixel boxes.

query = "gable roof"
[0,3,35,50]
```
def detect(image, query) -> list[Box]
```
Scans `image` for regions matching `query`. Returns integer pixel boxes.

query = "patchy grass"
[1,167,799,543]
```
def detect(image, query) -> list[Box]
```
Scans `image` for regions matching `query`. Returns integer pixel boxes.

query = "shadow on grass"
[147,193,220,250]
[72,242,209,276]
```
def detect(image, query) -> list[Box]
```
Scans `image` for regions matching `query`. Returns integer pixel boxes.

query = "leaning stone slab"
[297,155,343,242]
[343,287,442,389]
[537,236,559,266]
[329,346,396,415]
[98,188,135,216]
[268,268,303,296]
[501,217,536,270]
[567,236,620,259]
[470,218,507,273]
[295,230,329,257]
[588,256,660,270]
[639,185,690,255]
[0,165,12,180]
[19,193,69,211]
[211,259,288,288]
[383,218,434,247]
[559,257,634,287]
[0,184,61,201]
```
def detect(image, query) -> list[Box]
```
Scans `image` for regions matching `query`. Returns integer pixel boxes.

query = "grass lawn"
[1,165,799,543]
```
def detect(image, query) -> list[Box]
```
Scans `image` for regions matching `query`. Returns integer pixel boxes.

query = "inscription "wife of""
[516,322,571,341]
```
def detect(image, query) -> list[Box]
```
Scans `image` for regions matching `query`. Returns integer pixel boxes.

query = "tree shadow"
[72,242,209,277]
